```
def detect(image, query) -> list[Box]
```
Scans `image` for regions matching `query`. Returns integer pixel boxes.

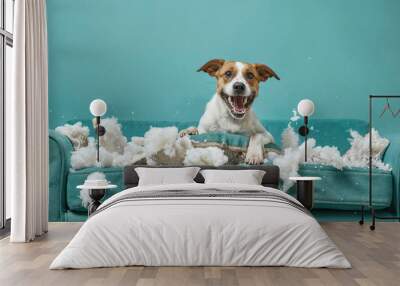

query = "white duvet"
[50,183,350,269]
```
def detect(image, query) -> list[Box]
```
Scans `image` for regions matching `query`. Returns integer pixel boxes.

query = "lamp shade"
[90,99,107,117]
[297,99,315,117]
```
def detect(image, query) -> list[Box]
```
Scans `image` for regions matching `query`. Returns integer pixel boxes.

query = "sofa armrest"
[49,130,73,221]
[382,133,400,215]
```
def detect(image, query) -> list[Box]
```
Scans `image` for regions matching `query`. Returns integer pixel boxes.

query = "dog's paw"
[245,148,264,165]
[245,134,266,165]
[245,154,264,165]
[179,127,199,138]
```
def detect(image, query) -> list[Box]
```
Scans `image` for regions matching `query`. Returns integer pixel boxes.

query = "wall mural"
[54,61,392,210]
[46,0,400,221]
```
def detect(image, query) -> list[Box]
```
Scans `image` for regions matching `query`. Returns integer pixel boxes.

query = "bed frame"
[123,165,280,189]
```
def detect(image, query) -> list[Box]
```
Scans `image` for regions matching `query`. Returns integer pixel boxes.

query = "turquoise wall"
[47,0,400,129]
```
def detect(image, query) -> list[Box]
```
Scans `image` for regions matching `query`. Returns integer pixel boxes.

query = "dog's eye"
[246,72,255,80]
[224,71,232,78]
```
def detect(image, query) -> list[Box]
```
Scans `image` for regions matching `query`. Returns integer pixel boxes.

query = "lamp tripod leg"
[370,208,376,231]
[359,205,364,225]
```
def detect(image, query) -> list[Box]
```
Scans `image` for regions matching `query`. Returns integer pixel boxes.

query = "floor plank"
[0,222,399,286]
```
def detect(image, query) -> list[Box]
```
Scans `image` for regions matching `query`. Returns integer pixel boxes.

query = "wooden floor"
[0,222,399,286]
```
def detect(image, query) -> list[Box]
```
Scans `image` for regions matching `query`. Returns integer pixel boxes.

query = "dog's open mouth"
[220,92,256,119]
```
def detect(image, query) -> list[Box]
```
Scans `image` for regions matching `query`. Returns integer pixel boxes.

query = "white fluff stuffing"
[306,139,344,170]
[290,109,301,122]
[281,124,299,149]
[55,122,89,149]
[309,145,344,169]
[144,126,192,165]
[61,119,392,189]
[343,128,391,171]
[70,138,98,169]
[272,138,342,192]
[79,172,106,208]
[99,117,127,154]
[113,137,146,167]
[271,125,303,191]
[132,136,145,146]
[69,118,145,169]
[273,125,391,191]
[273,146,303,191]
[184,147,228,166]
[70,138,117,169]
[144,127,180,158]
[69,125,193,169]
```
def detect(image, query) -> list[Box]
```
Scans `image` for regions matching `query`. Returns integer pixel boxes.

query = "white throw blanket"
[50,183,350,269]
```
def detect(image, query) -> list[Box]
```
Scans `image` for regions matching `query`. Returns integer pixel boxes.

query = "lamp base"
[88,189,106,216]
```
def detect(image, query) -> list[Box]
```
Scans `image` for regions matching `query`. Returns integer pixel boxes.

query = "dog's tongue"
[233,96,245,111]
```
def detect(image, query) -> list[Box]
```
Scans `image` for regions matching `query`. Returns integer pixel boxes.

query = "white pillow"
[200,169,266,185]
[135,167,200,186]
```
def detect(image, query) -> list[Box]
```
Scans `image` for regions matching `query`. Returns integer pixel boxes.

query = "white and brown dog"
[184,59,280,164]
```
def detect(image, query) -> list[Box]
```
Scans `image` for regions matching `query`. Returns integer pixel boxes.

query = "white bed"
[50,183,350,269]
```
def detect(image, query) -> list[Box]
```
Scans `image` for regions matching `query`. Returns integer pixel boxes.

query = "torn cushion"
[190,132,281,164]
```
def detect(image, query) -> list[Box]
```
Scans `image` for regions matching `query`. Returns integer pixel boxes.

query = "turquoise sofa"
[49,119,400,222]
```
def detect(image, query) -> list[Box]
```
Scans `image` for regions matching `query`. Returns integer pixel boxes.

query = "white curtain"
[8,0,49,242]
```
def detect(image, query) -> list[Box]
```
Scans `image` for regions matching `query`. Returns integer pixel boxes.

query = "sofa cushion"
[295,164,392,210]
[66,163,393,213]
[190,132,281,164]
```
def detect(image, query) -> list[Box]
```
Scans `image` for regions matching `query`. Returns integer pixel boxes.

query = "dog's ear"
[253,64,280,81]
[197,59,225,77]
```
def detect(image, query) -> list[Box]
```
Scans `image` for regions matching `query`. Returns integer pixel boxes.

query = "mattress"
[50,183,350,269]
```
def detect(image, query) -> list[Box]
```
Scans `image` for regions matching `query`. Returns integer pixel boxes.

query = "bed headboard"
[123,165,280,189]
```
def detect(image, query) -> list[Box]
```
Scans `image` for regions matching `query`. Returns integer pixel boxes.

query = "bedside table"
[289,177,321,210]
[77,182,117,216]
